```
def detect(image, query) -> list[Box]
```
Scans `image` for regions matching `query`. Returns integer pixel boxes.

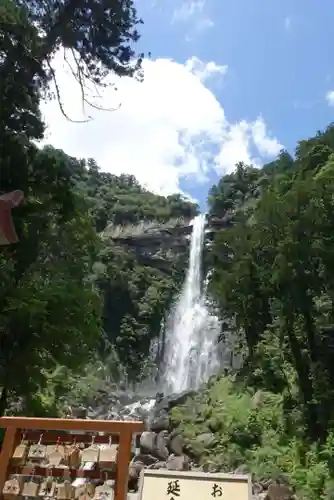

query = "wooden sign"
[0,416,144,500]
[0,190,24,245]
[138,469,252,500]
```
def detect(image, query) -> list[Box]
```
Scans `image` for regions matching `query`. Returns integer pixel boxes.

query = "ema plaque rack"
[0,416,144,500]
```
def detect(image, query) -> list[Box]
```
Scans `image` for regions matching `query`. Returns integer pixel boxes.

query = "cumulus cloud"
[326,90,334,107]
[214,119,281,174]
[39,52,282,196]
[185,56,227,82]
[251,118,283,156]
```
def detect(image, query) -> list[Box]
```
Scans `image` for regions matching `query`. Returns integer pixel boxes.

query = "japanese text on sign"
[211,483,223,497]
[167,479,181,499]
[165,479,224,499]
[139,469,251,500]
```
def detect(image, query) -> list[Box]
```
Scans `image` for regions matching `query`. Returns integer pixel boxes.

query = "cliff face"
[73,171,203,382]
[107,215,233,273]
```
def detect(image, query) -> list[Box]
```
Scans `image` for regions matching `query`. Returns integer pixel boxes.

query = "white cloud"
[39,52,282,196]
[326,90,334,107]
[214,119,281,174]
[251,118,282,156]
[185,56,227,82]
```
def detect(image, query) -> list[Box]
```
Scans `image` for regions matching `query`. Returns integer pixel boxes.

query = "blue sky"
[42,0,334,210]
[137,0,334,205]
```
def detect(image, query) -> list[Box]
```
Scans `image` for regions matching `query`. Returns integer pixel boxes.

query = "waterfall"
[163,214,220,394]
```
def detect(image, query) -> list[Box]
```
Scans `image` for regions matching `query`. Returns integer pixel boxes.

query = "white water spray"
[163,214,220,393]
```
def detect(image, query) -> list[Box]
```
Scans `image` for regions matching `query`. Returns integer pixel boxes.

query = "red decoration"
[0,190,24,245]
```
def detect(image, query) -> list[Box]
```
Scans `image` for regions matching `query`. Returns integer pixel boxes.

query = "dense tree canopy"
[0,0,143,124]
[0,140,195,414]
[208,123,334,443]
[0,0,197,413]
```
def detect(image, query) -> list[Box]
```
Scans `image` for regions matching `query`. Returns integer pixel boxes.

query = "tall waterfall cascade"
[163,214,221,394]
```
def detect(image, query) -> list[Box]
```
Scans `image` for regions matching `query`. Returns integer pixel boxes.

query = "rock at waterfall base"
[166,454,189,471]
[75,385,298,500]
[140,431,156,454]
[195,432,217,448]
[168,434,183,455]
[149,412,169,432]
[154,431,169,460]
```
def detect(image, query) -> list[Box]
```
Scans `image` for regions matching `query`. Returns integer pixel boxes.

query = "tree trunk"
[285,314,319,440]
[0,387,8,417]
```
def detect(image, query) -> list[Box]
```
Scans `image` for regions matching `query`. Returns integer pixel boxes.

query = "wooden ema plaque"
[138,470,252,500]
[0,416,144,500]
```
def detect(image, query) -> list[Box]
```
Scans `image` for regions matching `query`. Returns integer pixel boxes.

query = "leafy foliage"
[1,0,144,122]
[0,143,102,414]
[171,376,334,500]
[1,144,194,414]
[77,159,197,231]
[69,161,197,379]
[202,122,334,497]
[19,0,143,79]
[0,0,197,414]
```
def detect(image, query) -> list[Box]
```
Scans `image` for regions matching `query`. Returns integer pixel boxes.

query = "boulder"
[195,432,217,448]
[166,454,189,471]
[150,412,170,432]
[147,461,167,469]
[168,434,183,456]
[154,390,197,414]
[267,483,293,500]
[132,454,159,467]
[154,431,169,460]
[128,461,144,484]
[140,432,156,454]
[71,406,87,419]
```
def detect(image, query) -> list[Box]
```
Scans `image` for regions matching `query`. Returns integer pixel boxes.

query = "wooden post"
[115,428,133,500]
[0,427,18,490]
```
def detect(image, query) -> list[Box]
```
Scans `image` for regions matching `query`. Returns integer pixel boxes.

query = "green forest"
[0,0,197,412]
[175,124,334,499]
[3,0,334,498]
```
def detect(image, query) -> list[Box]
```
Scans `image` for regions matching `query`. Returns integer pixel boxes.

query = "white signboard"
[138,469,252,500]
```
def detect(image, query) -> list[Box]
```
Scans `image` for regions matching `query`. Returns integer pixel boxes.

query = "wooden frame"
[0,416,144,500]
